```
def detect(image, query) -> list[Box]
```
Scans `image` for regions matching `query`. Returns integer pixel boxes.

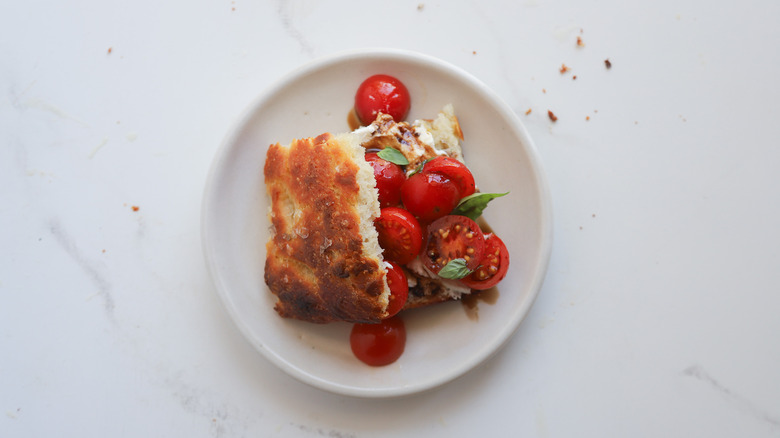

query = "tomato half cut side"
[421,156,476,198]
[384,261,408,318]
[460,233,510,290]
[350,316,406,367]
[421,215,486,274]
[375,207,423,265]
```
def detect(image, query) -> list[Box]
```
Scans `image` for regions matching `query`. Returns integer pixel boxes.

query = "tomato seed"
[466,247,475,254]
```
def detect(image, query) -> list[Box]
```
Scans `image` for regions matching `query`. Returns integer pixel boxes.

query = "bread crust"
[264,134,388,323]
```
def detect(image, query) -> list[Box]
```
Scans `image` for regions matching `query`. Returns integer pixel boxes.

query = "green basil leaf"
[438,258,473,280]
[377,148,409,166]
[452,192,509,220]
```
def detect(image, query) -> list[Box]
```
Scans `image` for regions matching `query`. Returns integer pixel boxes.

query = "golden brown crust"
[264,134,387,324]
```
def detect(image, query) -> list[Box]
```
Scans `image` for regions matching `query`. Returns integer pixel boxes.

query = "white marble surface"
[2,0,780,436]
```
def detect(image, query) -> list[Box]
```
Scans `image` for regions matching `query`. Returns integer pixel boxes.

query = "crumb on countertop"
[548,110,558,122]
[132,206,139,212]
[525,108,532,115]
[560,63,570,74]
[605,58,612,69]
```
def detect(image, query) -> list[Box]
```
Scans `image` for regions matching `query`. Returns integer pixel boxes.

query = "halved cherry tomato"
[460,233,509,290]
[421,156,476,198]
[421,215,486,274]
[350,315,406,366]
[375,207,423,265]
[365,152,406,208]
[400,172,461,223]
[354,74,411,125]
[383,261,408,318]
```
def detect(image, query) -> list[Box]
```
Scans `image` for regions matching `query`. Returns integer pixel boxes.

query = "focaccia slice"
[264,133,389,324]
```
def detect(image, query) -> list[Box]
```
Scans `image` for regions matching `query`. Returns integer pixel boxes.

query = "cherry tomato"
[384,261,408,318]
[354,74,411,125]
[375,207,423,265]
[421,215,486,274]
[460,233,509,290]
[400,172,461,223]
[421,156,476,198]
[350,315,406,366]
[365,152,406,208]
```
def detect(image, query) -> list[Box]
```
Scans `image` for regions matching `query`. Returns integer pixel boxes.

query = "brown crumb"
[576,36,584,47]
[560,63,570,74]
[605,58,612,69]
[592,214,596,218]
[102,249,106,253]
[525,108,532,115]
[547,110,558,122]
[417,3,424,10]
[131,206,139,212]
[107,47,112,54]
[542,88,547,93]
[586,116,590,121]
[232,7,235,10]
[472,50,477,55]
[572,75,577,80]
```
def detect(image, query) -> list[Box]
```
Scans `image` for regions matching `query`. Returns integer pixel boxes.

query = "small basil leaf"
[452,192,509,220]
[377,148,409,166]
[438,258,473,280]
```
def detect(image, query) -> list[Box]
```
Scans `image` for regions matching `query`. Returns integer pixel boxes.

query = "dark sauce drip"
[476,216,494,234]
[462,287,500,321]
[347,108,361,131]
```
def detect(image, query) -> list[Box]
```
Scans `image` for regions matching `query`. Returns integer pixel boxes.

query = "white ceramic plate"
[202,49,552,398]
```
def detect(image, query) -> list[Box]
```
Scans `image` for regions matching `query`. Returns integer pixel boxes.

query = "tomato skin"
[384,261,409,318]
[354,74,411,125]
[375,207,423,265]
[421,156,476,198]
[350,316,406,366]
[365,152,406,208]
[400,172,461,223]
[460,233,509,290]
[421,215,486,273]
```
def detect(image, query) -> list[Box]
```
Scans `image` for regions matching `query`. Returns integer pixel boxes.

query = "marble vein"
[293,423,357,438]
[275,1,315,56]
[683,365,780,430]
[49,219,115,320]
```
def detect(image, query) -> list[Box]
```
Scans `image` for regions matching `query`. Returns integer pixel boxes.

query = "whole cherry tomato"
[421,215,486,274]
[400,171,461,223]
[421,156,476,198]
[354,74,411,125]
[365,152,406,208]
[375,207,423,265]
[350,315,406,366]
[384,260,408,318]
[459,233,509,290]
